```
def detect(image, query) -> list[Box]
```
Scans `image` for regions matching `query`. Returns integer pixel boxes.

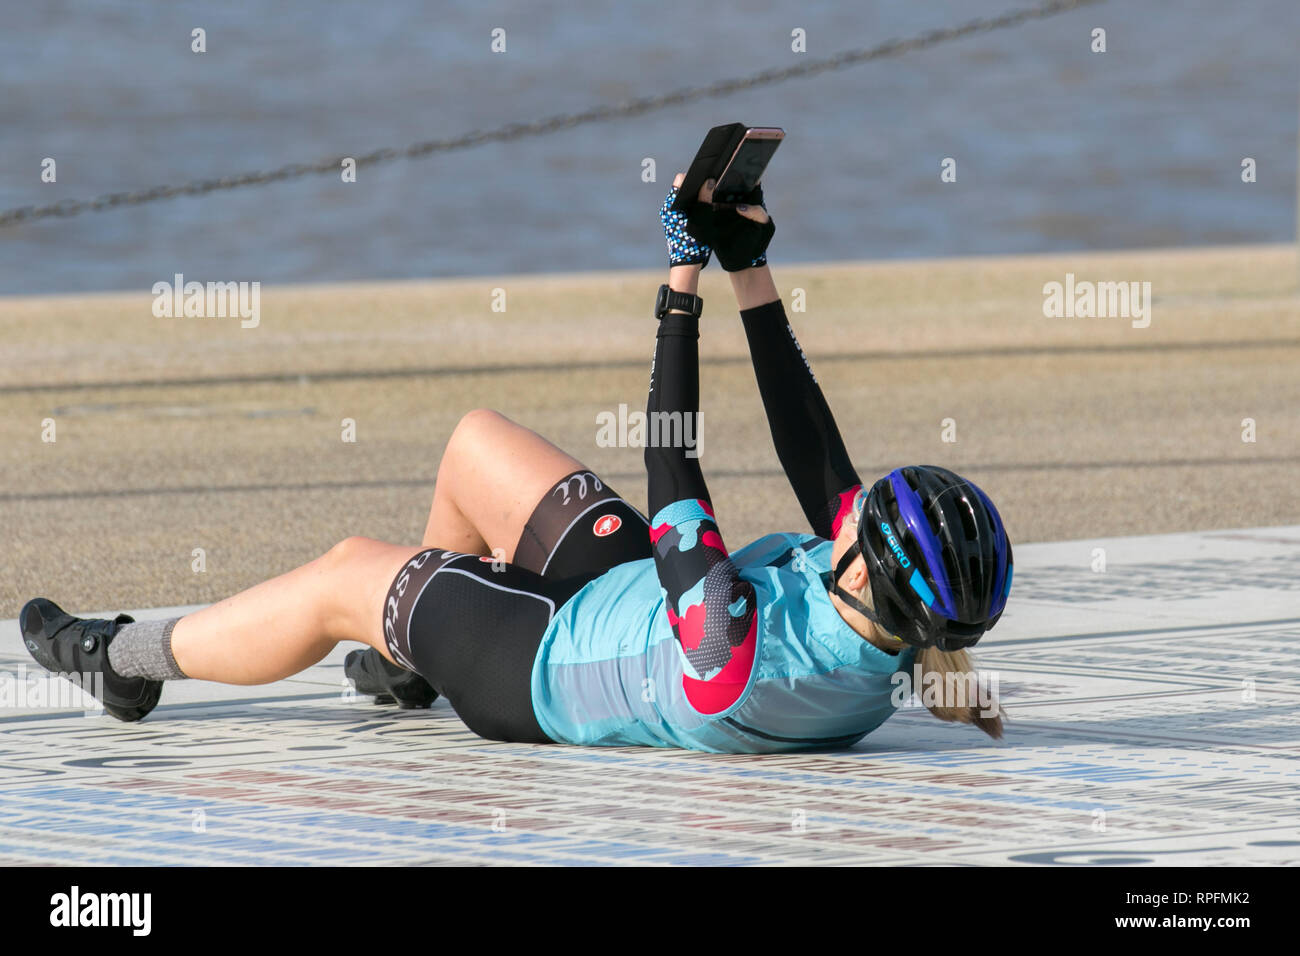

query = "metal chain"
[0,0,1104,229]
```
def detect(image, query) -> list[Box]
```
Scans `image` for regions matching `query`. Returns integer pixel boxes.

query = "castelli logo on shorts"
[593,514,622,537]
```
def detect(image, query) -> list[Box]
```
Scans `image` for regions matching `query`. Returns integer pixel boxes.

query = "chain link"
[0,0,1103,229]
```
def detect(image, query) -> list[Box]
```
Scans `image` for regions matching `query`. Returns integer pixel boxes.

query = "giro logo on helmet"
[593,514,622,537]
[880,521,911,569]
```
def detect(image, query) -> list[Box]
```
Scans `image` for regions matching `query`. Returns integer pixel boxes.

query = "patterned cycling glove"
[660,186,711,268]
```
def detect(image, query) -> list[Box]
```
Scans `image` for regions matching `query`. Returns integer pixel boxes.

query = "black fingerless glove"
[684,185,775,272]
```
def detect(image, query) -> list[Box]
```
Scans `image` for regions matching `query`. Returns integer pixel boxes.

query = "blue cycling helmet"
[828,465,1013,652]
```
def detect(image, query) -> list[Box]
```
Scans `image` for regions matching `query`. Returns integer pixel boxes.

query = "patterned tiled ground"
[2,526,1297,865]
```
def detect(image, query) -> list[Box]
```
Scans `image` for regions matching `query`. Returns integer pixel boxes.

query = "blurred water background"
[1,0,1297,294]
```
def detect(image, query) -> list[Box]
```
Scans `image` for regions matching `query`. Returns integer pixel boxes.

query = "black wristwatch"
[654,283,703,320]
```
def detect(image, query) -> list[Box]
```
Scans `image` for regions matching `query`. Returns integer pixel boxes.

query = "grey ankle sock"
[107,617,188,680]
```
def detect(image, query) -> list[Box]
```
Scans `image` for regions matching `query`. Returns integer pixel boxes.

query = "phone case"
[670,123,749,215]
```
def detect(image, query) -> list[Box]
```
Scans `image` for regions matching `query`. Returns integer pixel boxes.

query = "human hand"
[682,175,775,272]
[660,174,711,268]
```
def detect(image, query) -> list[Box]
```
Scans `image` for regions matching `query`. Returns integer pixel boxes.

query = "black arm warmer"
[645,312,710,517]
[740,298,862,539]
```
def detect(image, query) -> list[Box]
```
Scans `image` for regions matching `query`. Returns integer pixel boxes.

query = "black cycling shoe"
[19,598,163,722]
[344,647,438,709]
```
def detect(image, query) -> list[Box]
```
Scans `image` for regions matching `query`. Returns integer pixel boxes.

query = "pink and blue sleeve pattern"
[649,497,758,714]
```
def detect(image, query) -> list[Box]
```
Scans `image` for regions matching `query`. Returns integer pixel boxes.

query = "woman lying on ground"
[19,171,1012,752]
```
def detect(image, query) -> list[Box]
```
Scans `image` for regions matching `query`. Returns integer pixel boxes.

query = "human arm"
[730,267,863,540]
[648,183,758,714]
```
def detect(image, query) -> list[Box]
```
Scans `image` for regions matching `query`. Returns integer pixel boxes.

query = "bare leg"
[422,409,590,559]
[170,410,587,687]
[169,537,422,684]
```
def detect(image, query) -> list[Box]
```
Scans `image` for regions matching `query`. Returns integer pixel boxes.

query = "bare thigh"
[423,409,592,559]
[171,536,428,681]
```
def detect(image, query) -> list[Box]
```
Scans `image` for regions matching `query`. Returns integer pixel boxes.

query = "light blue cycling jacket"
[530,532,918,753]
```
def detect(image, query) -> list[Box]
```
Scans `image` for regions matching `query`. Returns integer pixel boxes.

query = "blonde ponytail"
[916,644,1005,739]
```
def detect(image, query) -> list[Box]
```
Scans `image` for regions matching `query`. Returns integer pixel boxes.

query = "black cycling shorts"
[382,470,651,743]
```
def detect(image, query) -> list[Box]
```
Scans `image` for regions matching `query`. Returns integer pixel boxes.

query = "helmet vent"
[957,494,979,538]
[924,500,944,536]
[940,547,961,592]
[886,494,901,528]
[866,519,886,556]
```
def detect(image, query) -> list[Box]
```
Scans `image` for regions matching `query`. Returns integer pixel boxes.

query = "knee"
[322,535,380,570]
[447,408,508,456]
[453,408,506,439]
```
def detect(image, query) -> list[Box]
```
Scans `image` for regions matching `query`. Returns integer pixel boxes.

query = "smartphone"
[713,127,784,203]
[672,124,785,213]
